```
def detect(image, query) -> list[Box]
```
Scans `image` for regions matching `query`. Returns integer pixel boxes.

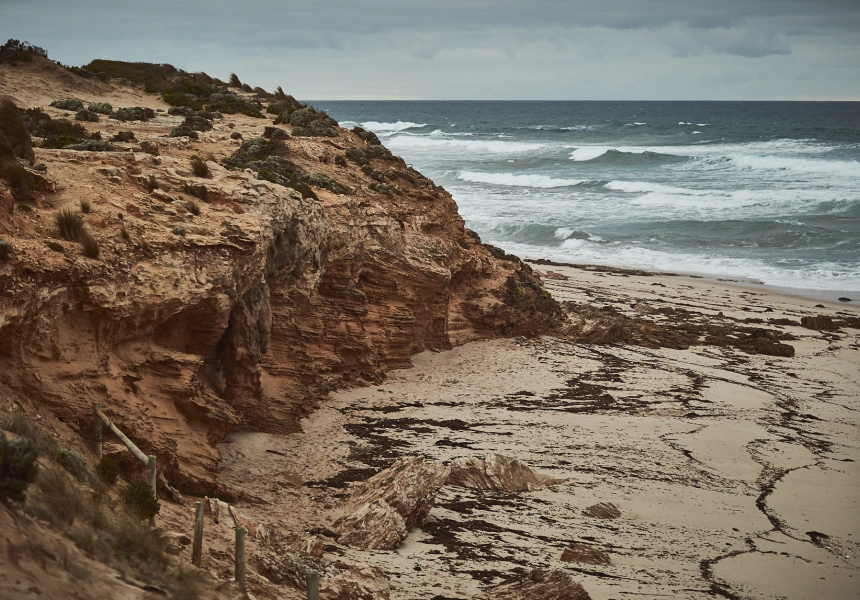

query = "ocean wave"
[458,171,585,188]
[485,238,860,291]
[569,147,683,164]
[360,121,426,132]
[729,155,860,177]
[387,136,546,155]
[605,181,711,196]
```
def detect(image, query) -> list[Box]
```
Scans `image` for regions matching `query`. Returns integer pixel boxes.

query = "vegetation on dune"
[0,97,36,164]
[56,208,84,240]
[190,155,209,178]
[50,98,84,112]
[0,39,48,64]
[88,102,113,115]
[0,238,13,261]
[74,109,100,122]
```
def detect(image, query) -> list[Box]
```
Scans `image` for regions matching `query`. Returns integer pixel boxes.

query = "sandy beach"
[218,261,860,600]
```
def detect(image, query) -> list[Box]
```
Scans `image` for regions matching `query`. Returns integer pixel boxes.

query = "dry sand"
[217,263,859,599]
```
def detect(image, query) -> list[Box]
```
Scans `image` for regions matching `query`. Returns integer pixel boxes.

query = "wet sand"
[219,263,860,599]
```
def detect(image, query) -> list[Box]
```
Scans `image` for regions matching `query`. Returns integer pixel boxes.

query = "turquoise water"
[314,101,860,294]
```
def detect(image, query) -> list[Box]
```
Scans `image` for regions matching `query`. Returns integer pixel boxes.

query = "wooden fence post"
[192,501,204,567]
[235,527,246,586]
[307,570,320,600]
[147,455,157,500]
[93,403,102,458]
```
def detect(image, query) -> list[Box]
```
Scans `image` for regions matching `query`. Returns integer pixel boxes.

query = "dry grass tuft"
[55,208,84,240]
[190,155,209,178]
[79,199,91,213]
[80,229,100,259]
[185,200,200,216]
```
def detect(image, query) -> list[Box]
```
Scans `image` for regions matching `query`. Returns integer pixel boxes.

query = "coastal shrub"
[78,59,179,89]
[56,208,84,240]
[360,164,373,175]
[172,225,186,237]
[50,99,84,112]
[64,139,115,152]
[111,130,136,142]
[370,169,384,182]
[484,243,521,263]
[292,122,337,138]
[75,109,100,122]
[345,144,393,165]
[0,98,35,164]
[262,126,287,140]
[80,230,100,258]
[33,115,88,149]
[0,39,48,64]
[120,226,130,240]
[183,114,212,132]
[122,480,161,519]
[190,155,209,177]
[79,199,91,213]
[306,172,349,195]
[45,240,65,253]
[0,432,40,502]
[56,448,90,482]
[0,412,57,456]
[205,91,263,118]
[267,102,290,116]
[229,73,241,88]
[0,157,34,200]
[334,155,347,167]
[352,126,381,146]
[95,455,119,485]
[168,106,194,117]
[0,238,13,261]
[230,131,242,140]
[88,102,112,115]
[169,125,198,140]
[21,107,50,133]
[368,182,393,196]
[111,107,155,122]
[240,83,252,93]
[139,140,159,155]
[222,137,321,201]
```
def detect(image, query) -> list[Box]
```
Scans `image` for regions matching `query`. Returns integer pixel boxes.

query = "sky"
[2,0,859,100]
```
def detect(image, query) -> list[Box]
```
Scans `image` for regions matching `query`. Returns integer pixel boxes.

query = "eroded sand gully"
[219,265,859,600]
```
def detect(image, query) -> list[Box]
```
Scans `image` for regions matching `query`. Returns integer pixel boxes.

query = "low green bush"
[352,126,381,145]
[75,109,100,122]
[88,102,112,115]
[50,99,84,111]
[111,130,136,142]
[111,107,155,122]
[121,480,160,519]
[0,431,40,502]
[169,125,198,140]
[45,240,65,253]
[56,448,90,482]
[95,455,119,484]
[64,139,115,152]
[0,238,13,261]
[1,98,35,164]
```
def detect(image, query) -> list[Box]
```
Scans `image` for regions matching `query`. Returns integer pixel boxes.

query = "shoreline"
[525,257,859,307]
[217,259,860,600]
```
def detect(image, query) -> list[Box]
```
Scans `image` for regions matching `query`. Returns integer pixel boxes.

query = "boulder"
[486,569,592,600]
[582,502,621,519]
[335,457,450,550]
[447,454,566,492]
[561,543,611,565]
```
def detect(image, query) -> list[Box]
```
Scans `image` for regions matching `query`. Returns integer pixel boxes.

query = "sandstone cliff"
[0,55,562,494]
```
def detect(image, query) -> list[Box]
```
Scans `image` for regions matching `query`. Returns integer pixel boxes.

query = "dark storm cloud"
[2,0,858,99]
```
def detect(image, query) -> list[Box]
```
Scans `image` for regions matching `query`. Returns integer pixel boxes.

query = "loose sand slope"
[220,265,859,599]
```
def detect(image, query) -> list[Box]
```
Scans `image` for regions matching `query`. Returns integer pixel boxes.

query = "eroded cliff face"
[0,57,562,493]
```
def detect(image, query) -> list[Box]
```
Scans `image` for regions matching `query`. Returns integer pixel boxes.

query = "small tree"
[0,432,39,502]
[122,480,160,519]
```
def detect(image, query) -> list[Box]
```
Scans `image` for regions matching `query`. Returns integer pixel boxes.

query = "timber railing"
[92,402,156,499]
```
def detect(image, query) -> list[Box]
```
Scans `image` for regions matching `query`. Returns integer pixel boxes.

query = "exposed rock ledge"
[0,58,563,493]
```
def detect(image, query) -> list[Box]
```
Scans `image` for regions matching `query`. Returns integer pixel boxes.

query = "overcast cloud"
[2,0,858,99]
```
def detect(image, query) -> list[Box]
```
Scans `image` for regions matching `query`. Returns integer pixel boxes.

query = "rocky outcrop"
[322,561,391,600]
[447,454,566,492]
[561,543,611,566]
[486,570,592,600]
[335,457,450,549]
[0,58,563,493]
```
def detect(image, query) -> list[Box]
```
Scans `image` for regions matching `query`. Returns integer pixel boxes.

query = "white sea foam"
[729,155,860,177]
[360,121,426,132]
[458,171,585,188]
[388,136,545,155]
[569,146,615,161]
[554,227,575,239]
[605,181,710,196]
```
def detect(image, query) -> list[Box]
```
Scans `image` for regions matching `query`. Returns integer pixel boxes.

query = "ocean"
[313,101,860,296]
